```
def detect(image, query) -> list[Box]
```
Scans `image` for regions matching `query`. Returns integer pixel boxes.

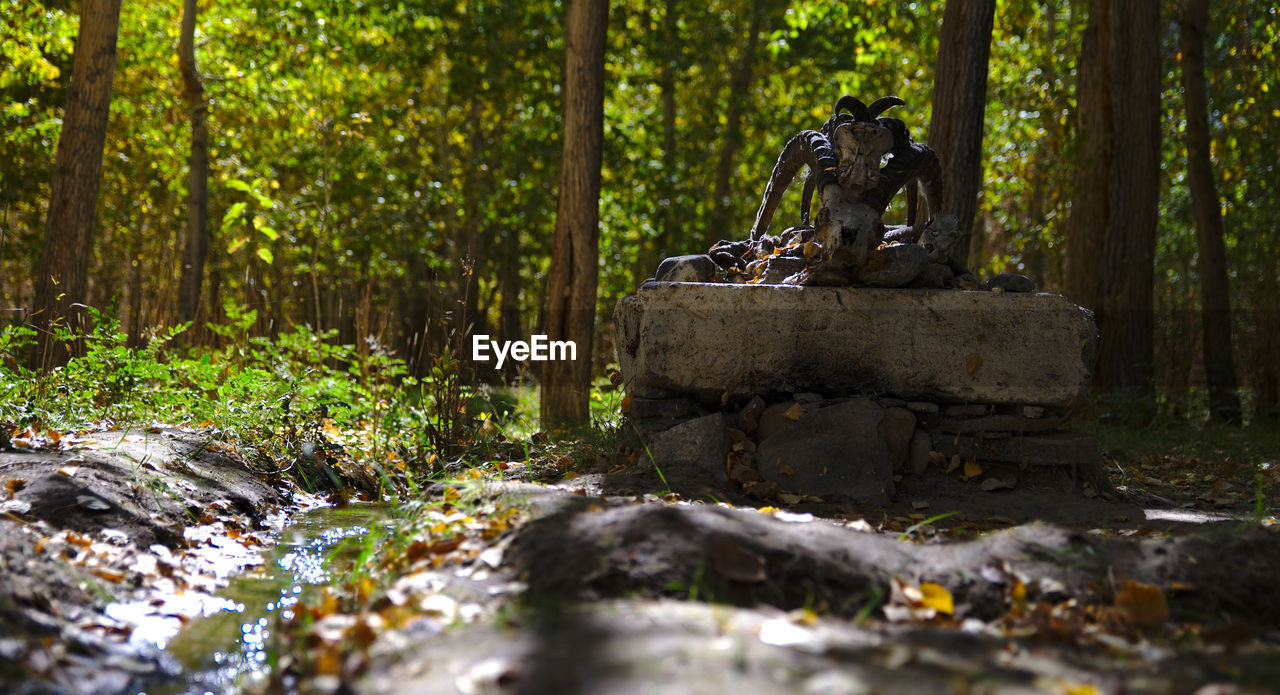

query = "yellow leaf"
[964,460,982,478]
[919,582,954,615]
[561,471,580,481]
[1011,580,1027,612]
[1063,683,1101,695]
[782,404,805,421]
[965,353,982,376]
[757,506,779,514]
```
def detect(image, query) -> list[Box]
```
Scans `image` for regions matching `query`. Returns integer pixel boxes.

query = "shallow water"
[138,502,390,695]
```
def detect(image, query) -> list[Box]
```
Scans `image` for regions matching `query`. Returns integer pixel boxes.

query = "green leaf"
[253,216,278,240]
[256,247,274,264]
[220,202,248,234]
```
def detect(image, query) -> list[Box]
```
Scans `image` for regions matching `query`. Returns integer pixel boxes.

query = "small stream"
[139,503,391,695]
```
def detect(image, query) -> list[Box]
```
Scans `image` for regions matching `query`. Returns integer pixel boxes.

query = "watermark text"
[471,334,577,370]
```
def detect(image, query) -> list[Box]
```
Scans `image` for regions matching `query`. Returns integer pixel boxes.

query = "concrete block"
[614,283,1097,412]
[755,398,895,504]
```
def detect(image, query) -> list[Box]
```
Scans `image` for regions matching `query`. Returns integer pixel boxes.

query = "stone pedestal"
[613,282,1102,503]
[615,282,1097,414]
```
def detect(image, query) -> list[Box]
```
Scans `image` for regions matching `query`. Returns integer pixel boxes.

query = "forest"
[2,0,1280,693]
[1,0,1277,424]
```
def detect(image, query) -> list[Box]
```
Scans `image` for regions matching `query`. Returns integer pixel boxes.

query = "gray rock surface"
[860,244,929,287]
[985,272,1037,293]
[655,254,719,283]
[881,407,916,473]
[615,283,1097,411]
[909,429,933,475]
[755,398,895,504]
[929,432,1099,468]
[643,412,728,490]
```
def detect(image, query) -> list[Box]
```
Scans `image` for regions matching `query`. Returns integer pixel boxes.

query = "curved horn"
[750,130,839,240]
[868,96,906,118]
[833,95,870,122]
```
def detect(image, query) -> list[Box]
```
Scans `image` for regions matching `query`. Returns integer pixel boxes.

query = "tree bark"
[177,0,211,328]
[705,0,766,249]
[1065,0,1160,418]
[1063,0,1112,316]
[28,0,124,370]
[542,0,609,425]
[1096,0,1160,410]
[1179,0,1240,424]
[927,0,996,266]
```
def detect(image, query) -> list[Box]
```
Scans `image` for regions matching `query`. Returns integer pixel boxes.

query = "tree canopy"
[1,0,1277,421]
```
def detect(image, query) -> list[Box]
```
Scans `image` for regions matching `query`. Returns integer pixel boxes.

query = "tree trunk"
[1096,0,1160,410]
[1065,0,1160,418]
[541,0,609,425]
[176,0,210,328]
[1179,0,1240,424]
[705,0,766,249]
[1063,1,1111,315]
[927,0,996,264]
[28,0,123,370]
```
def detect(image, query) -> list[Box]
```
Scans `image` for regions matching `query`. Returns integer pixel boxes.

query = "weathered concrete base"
[626,392,1106,505]
[615,282,1097,413]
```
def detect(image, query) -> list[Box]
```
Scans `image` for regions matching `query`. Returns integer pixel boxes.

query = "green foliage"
[1,0,1277,425]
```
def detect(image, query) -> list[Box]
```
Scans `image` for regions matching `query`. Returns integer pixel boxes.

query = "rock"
[906,401,940,414]
[877,397,907,407]
[936,413,1066,434]
[757,400,803,442]
[628,397,695,421]
[912,262,954,289]
[929,432,1099,469]
[738,395,767,434]
[756,398,895,504]
[762,256,809,284]
[909,429,932,475]
[881,407,917,473]
[779,225,815,247]
[643,413,728,491]
[985,273,1037,293]
[859,244,928,287]
[655,254,719,283]
[942,404,989,418]
[1022,405,1046,418]
[613,283,1097,411]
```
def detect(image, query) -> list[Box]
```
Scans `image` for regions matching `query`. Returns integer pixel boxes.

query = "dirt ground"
[0,427,298,693]
[1,426,1277,694]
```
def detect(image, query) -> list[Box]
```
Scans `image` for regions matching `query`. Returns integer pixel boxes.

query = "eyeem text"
[472,334,577,370]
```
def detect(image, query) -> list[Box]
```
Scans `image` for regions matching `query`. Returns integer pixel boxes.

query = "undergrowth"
[0,304,627,500]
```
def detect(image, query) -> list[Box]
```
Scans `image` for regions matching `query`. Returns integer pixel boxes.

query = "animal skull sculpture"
[830,122,894,199]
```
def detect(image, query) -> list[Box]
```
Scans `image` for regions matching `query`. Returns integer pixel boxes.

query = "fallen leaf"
[963,460,982,478]
[919,582,954,615]
[980,477,1012,491]
[965,353,982,376]
[911,500,930,510]
[782,404,805,421]
[946,455,961,473]
[1114,581,1168,629]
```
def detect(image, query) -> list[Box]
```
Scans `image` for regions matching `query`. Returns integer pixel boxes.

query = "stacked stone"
[614,282,1101,505]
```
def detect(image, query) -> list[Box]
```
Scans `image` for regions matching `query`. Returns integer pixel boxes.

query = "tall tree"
[542,0,609,424]
[1178,0,1240,423]
[1066,0,1161,415]
[927,0,996,263]
[176,0,210,326]
[28,0,124,369]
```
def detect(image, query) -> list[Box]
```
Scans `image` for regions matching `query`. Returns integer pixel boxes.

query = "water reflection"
[143,504,386,694]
